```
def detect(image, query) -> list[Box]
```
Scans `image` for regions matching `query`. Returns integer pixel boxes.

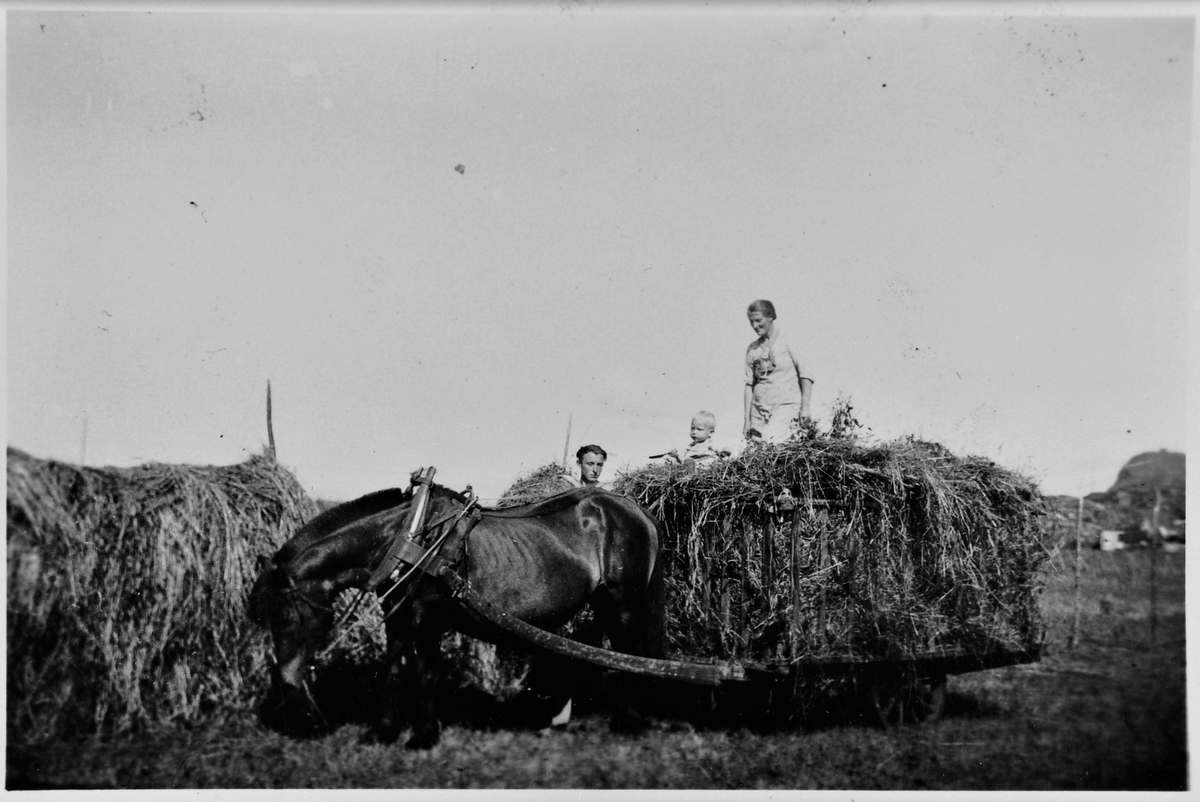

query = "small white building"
[1100,530,1125,551]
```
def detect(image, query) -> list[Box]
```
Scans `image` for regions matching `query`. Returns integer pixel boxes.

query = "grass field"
[7,547,1187,790]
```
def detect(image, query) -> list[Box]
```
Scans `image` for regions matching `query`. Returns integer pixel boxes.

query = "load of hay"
[615,414,1049,665]
[6,447,317,742]
[494,463,576,508]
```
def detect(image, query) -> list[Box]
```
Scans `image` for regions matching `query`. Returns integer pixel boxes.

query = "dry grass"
[6,447,317,742]
[615,414,1048,664]
[495,464,576,508]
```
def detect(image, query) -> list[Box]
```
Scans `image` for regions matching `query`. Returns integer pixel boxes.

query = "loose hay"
[615,429,1048,664]
[6,447,317,742]
[495,463,576,508]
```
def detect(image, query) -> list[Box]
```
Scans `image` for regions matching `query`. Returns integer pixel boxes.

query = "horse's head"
[249,556,369,694]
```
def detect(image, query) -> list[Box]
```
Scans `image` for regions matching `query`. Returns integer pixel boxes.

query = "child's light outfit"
[682,440,722,465]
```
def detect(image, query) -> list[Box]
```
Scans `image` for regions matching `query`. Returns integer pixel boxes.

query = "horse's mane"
[271,482,608,575]
[276,487,410,564]
[480,486,608,519]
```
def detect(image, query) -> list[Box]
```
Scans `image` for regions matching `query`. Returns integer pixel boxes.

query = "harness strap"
[374,505,481,626]
[364,467,437,592]
[316,498,481,665]
[319,494,477,662]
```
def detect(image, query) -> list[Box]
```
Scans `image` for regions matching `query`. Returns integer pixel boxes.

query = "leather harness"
[316,467,735,686]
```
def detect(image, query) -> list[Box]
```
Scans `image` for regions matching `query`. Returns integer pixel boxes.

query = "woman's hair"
[747,299,777,319]
[576,444,607,461]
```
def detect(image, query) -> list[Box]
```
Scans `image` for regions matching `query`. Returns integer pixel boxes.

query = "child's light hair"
[692,410,716,428]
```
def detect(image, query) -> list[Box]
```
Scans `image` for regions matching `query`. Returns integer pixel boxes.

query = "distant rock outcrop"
[1084,450,1185,528]
[1109,450,1185,495]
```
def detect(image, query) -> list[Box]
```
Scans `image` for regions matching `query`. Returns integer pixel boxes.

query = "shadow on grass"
[257,657,1017,744]
[942,689,1006,721]
[256,659,586,739]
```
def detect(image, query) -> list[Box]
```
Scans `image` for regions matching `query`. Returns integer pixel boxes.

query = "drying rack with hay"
[6,447,317,742]
[614,431,1049,669]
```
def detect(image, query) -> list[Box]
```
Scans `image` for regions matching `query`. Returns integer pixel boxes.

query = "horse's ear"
[256,552,274,575]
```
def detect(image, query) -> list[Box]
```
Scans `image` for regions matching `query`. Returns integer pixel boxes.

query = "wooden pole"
[561,414,573,470]
[266,381,276,460]
[1069,493,1083,650]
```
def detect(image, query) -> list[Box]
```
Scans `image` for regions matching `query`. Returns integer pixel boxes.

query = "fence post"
[1150,487,1161,646]
[1069,494,1083,650]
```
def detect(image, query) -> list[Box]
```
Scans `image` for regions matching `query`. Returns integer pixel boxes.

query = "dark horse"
[248,480,666,749]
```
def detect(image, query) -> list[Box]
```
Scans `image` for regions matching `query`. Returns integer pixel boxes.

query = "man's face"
[579,453,606,484]
[690,419,714,443]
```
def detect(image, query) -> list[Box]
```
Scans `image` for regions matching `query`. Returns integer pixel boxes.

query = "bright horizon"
[6,5,1193,504]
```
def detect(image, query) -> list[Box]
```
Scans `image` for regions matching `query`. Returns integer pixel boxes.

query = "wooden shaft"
[444,570,741,685]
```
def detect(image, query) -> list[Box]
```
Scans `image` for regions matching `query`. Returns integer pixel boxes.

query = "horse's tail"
[644,517,668,660]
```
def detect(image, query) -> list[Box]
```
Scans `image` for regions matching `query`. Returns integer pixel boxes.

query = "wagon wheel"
[870,671,947,728]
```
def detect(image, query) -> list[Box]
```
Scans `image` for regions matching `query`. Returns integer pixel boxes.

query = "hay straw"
[6,447,317,742]
[495,463,576,508]
[615,422,1048,664]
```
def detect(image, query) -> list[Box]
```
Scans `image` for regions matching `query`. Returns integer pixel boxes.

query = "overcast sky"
[6,4,1194,503]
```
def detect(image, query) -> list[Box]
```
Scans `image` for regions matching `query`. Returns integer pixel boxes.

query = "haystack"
[615,422,1048,664]
[6,447,317,742]
[495,463,576,508]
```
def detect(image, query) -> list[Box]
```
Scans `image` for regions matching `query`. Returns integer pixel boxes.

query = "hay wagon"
[485,436,1048,728]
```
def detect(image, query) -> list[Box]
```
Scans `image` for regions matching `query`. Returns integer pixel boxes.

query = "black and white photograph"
[5,1,1193,791]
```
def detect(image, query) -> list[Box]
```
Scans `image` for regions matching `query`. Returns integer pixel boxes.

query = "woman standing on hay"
[744,299,813,443]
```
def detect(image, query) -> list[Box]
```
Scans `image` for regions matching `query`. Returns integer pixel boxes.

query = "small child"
[663,411,731,466]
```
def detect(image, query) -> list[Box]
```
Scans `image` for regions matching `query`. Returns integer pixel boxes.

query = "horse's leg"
[402,590,447,749]
[595,553,668,734]
[364,606,410,744]
[519,652,576,728]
